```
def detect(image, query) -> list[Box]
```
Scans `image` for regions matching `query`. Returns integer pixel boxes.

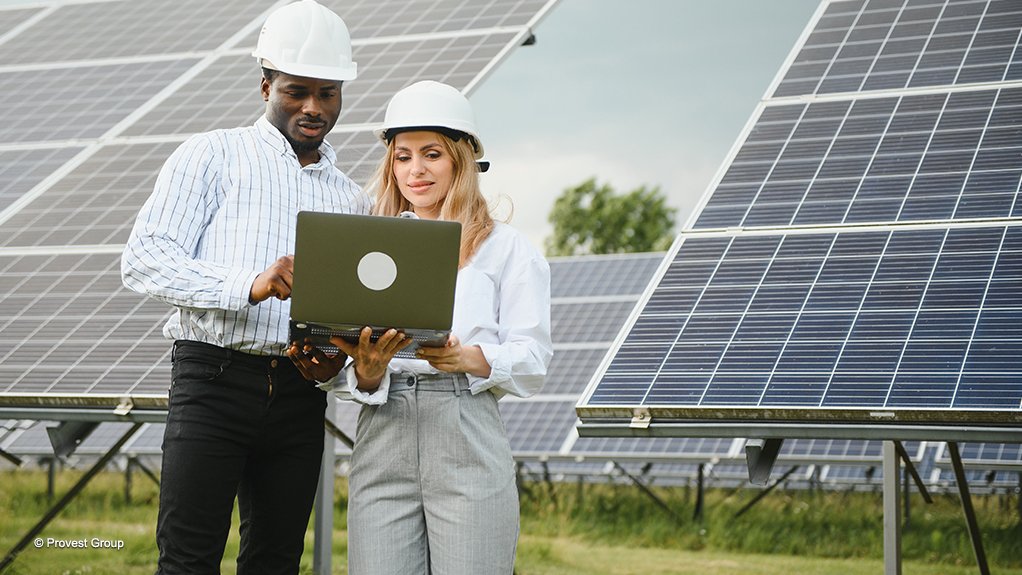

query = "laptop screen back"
[290,211,461,334]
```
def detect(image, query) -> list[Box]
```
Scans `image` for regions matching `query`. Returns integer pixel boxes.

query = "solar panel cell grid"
[123,34,517,138]
[499,400,576,453]
[0,147,84,213]
[541,348,611,396]
[0,252,173,396]
[551,301,638,343]
[0,0,274,65]
[0,7,43,36]
[571,436,734,458]
[586,226,1022,414]
[774,0,1022,98]
[0,143,179,248]
[695,86,1022,229]
[0,59,198,146]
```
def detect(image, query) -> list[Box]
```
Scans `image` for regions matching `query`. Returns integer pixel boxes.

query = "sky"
[469,0,823,252]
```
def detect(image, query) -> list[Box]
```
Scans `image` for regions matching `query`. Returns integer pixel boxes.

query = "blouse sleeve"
[470,248,553,399]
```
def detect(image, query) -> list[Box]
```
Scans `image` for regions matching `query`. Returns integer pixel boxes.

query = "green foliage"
[3,470,1021,574]
[518,480,1022,570]
[545,178,676,256]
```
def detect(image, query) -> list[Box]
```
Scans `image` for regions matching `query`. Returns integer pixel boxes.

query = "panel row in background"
[0,33,522,148]
[0,0,546,66]
[0,250,662,398]
[2,247,1019,492]
[4,419,1017,495]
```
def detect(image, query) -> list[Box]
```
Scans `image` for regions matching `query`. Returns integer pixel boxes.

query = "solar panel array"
[577,0,1022,439]
[0,0,554,413]
[2,251,966,491]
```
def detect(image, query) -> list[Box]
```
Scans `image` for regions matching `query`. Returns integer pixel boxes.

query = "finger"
[447,334,459,347]
[331,336,356,356]
[302,342,327,360]
[377,328,400,346]
[380,330,402,349]
[276,280,292,300]
[287,350,315,380]
[358,327,374,349]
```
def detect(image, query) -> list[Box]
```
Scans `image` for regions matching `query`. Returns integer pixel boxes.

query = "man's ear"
[260,77,271,102]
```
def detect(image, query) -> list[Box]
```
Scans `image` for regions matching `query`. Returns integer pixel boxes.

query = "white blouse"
[335,221,552,405]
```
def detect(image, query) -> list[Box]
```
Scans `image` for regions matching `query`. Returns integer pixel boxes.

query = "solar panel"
[0,59,200,145]
[122,34,520,138]
[0,147,84,212]
[0,0,273,64]
[774,0,1022,98]
[0,0,556,421]
[580,225,1022,422]
[577,0,1022,442]
[694,87,1022,229]
[497,253,665,463]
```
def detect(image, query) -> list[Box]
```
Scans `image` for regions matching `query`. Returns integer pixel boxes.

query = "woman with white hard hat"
[317,80,551,573]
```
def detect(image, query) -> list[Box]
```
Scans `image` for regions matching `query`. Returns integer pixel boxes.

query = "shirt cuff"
[345,364,393,405]
[472,342,510,393]
[222,268,260,310]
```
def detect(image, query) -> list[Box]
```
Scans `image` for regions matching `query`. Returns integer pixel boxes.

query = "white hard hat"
[374,81,484,160]
[252,0,357,82]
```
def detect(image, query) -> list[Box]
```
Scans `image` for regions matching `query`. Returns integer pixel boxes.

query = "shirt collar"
[256,115,338,168]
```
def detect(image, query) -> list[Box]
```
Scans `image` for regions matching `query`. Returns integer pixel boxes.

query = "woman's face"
[392,131,455,220]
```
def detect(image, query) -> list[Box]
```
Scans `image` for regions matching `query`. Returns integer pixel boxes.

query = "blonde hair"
[369,132,493,267]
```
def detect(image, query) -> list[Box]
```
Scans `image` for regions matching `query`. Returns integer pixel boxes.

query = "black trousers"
[156,340,327,575]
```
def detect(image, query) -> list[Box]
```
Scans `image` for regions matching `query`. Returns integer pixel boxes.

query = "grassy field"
[0,469,1019,574]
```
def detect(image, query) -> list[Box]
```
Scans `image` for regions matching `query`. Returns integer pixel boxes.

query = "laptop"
[289,211,461,357]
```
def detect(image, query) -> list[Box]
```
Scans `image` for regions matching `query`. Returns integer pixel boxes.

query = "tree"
[545,178,676,256]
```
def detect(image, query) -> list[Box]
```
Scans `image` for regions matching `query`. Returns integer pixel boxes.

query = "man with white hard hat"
[122,1,363,572]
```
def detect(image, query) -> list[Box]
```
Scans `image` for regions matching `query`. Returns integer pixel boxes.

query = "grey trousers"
[347,372,519,575]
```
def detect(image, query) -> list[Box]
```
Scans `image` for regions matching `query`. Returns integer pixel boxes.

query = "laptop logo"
[357,251,397,291]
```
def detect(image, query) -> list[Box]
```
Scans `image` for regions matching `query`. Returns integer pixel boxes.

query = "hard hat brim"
[254,54,357,81]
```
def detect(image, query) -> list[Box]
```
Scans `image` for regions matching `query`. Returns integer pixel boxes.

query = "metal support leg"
[883,441,902,575]
[947,442,990,575]
[0,447,21,467]
[313,397,338,575]
[694,463,705,521]
[733,465,799,519]
[46,458,56,502]
[0,422,143,573]
[893,441,932,504]
[125,458,133,505]
[610,461,684,524]
[541,461,557,509]
[131,457,160,488]
[903,462,910,528]
[322,416,354,450]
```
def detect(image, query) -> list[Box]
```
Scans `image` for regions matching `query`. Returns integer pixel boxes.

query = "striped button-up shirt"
[122,116,370,356]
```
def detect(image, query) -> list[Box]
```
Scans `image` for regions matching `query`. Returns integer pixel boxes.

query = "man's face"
[262,71,343,159]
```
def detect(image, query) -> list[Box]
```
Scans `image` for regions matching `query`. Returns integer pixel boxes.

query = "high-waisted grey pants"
[347,372,519,575]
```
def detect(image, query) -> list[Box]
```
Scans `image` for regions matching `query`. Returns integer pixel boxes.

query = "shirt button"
[270,359,279,368]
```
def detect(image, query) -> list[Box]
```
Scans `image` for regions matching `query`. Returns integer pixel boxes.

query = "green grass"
[1,469,1019,574]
